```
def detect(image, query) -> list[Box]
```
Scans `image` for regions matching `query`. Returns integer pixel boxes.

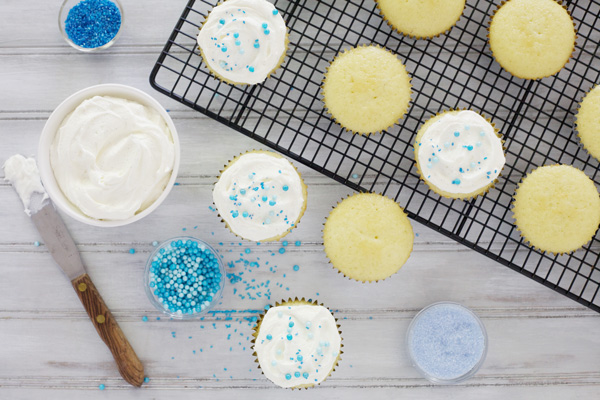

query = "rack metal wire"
[150,0,600,312]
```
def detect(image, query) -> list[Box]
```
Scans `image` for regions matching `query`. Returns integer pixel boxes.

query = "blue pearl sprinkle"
[294,372,301,378]
[287,334,293,340]
[231,210,239,218]
[293,265,299,271]
[235,40,241,46]
[98,384,105,390]
[454,131,460,137]
[254,42,260,48]
[233,32,239,38]
[282,241,288,246]
[221,46,227,52]
[289,321,294,327]
[249,66,255,72]
[264,29,270,35]
[129,248,135,254]
[262,22,268,29]
[219,19,225,24]
[432,156,439,164]
[303,372,309,379]
[279,248,286,254]
[285,374,291,380]
[148,239,222,316]
[272,9,279,15]
[282,185,289,191]
[266,334,272,340]
[452,179,461,185]
[297,354,302,361]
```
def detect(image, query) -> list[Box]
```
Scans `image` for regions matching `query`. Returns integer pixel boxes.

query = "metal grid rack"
[150,0,600,312]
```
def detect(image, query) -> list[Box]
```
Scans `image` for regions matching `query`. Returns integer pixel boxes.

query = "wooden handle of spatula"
[71,273,145,387]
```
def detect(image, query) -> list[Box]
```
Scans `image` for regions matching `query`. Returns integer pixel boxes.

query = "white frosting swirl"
[254,305,341,388]
[3,155,48,215]
[213,152,305,241]
[417,110,505,194]
[197,0,287,85]
[50,96,175,221]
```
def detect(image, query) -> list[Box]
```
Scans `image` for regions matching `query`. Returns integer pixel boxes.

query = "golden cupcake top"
[376,0,465,39]
[576,85,600,161]
[323,193,414,282]
[322,45,411,135]
[488,0,576,80]
[512,165,600,254]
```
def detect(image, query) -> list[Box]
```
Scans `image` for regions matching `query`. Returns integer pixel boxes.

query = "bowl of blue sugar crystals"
[59,0,123,52]
[407,302,487,384]
[144,237,225,319]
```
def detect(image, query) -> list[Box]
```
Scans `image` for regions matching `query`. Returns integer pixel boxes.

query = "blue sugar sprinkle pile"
[64,0,121,48]
[408,303,486,381]
[148,239,223,315]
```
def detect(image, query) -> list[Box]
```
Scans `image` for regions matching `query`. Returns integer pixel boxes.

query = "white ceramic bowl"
[38,84,180,227]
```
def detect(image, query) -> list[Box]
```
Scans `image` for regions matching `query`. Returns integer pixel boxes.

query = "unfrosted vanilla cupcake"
[575,85,600,161]
[213,151,307,242]
[322,45,411,135]
[376,0,465,39]
[197,0,288,85]
[488,0,576,80]
[323,193,414,282]
[252,298,342,389]
[512,165,600,254]
[414,110,505,200]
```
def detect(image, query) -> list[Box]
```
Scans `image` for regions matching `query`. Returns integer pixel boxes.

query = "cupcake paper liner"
[487,0,577,80]
[213,150,308,242]
[374,0,466,40]
[413,108,505,201]
[322,192,414,283]
[321,44,413,136]
[251,297,343,389]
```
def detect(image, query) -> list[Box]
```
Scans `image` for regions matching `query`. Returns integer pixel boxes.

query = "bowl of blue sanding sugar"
[144,237,225,319]
[406,302,487,384]
[59,0,123,52]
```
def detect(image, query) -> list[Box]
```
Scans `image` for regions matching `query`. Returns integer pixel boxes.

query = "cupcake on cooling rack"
[512,165,600,254]
[414,109,505,200]
[488,0,576,80]
[252,298,342,389]
[376,0,465,39]
[196,0,288,85]
[575,85,600,161]
[322,45,412,135]
[213,151,307,242]
[323,193,414,282]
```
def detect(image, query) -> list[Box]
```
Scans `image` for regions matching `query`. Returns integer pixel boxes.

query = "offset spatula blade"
[30,203,85,280]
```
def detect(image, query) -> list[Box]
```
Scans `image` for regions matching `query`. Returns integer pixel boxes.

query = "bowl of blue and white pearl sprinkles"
[59,0,124,52]
[144,237,225,319]
[406,302,487,384]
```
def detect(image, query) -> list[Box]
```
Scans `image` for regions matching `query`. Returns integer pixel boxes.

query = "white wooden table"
[2,1,600,398]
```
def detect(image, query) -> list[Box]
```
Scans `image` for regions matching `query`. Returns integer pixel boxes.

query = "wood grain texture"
[1,0,600,398]
[71,274,145,387]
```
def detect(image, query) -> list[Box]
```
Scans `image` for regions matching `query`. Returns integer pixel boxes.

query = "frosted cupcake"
[376,0,465,39]
[322,45,412,135]
[323,193,414,282]
[197,0,288,85]
[512,165,600,254]
[488,0,576,80]
[414,110,505,200]
[575,85,600,161]
[252,298,342,389]
[213,151,307,242]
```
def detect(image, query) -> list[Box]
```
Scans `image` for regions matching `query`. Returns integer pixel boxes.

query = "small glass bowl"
[59,0,124,52]
[144,237,225,320]
[406,302,488,384]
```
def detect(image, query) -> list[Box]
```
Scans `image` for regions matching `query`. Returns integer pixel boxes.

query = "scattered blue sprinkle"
[142,316,148,322]
[129,248,135,254]
[454,131,460,137]
[98,384,105,390]
[293,265,299,271]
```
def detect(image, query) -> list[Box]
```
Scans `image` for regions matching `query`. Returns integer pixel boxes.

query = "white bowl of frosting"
[38,84,180,227]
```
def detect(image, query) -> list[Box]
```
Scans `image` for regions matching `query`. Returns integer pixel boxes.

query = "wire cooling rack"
[150,0,600,312]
